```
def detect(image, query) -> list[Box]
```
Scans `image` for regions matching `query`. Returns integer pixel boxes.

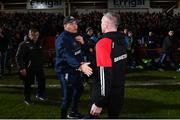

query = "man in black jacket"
[16,28,47,105]
[89,12,127,118]
[158,30,178,70]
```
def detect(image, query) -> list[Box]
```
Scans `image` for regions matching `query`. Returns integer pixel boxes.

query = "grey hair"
[103,12,120,28]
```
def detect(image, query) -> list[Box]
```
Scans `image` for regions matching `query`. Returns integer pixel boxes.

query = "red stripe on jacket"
[96,38,112,67]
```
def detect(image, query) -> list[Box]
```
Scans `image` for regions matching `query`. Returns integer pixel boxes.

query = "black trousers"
[89,78,124,118]
[0,50,7,76]
[57,72,84,118]
[159,50,178,69]
[21,68,46,100]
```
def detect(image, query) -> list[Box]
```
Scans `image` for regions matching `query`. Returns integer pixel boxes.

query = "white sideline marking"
[1,82,180,88]
[127,82,180,86]
[0,84,60,88]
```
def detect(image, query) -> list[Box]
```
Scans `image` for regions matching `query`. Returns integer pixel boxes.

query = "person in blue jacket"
[55,16,92,119]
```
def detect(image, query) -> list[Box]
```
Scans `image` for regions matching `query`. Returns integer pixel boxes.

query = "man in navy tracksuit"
[89,12,127,118]
[55,16,92,119]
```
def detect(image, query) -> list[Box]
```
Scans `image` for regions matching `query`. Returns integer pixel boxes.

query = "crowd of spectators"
[75,11,180,43]
[0,11,180,76]
[0,11,179,49]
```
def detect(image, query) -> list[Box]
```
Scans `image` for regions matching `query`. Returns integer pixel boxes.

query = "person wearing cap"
[55,16,93,119]
[82,27,98,85]
[85,27,98,43]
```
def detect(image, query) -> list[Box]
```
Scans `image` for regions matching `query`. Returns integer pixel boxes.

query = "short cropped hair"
[29,28,39,33]
[103,12,120,28]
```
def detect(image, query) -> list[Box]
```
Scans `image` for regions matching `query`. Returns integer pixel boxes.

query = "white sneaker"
[36,95,47,101]
[176,68,180,72]
[24,99,33,105]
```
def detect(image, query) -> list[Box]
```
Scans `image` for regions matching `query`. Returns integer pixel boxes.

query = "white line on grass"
[1,82,180,88]
[127,82,180,86]
[0,84,60,88]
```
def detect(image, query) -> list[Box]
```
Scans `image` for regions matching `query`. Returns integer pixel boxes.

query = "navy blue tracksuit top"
[55,31,82,74]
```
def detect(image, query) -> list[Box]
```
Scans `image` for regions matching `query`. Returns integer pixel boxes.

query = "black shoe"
[36,95,47,101]
[67,111,83,119]
[24,99,33,105]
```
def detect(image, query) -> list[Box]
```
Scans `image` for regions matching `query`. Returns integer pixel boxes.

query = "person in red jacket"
[89,12,127,118]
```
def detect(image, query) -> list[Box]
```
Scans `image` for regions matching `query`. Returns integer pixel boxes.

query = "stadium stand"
[0,0,180,70]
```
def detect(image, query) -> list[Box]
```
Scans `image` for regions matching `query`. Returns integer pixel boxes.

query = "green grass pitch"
[0,68,180,118]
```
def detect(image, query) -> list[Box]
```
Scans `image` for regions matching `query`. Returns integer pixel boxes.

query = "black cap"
[86,27,93,33]
[63,16,79,25]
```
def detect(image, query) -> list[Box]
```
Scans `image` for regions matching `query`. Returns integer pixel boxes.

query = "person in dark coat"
[16,28,47,105]
[89,12,127,118]
[55,16,92,119]
[158,30,178,70]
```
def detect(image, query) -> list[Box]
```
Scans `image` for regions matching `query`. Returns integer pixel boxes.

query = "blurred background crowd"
[0,11,180,77]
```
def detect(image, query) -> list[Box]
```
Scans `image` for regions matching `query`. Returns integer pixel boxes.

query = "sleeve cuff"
[94,98,105,108]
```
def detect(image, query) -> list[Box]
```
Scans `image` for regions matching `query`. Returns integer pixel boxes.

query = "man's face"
[168,31,174,36]
[64,21,78,33]
[124,29,128,34]
[87,29,93,36]
[149,32,152,36]
[28,31,39,42]
[101,16,107,33]
[128,32,133,37]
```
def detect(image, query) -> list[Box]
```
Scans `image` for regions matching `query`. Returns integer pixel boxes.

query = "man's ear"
[28,31,31,38]
[64,24,67,28]
[64,24,68,31]
[28,34,30,38]
[105,23,108,30]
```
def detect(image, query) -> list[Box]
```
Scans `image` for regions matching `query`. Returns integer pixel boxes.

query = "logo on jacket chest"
[114,54,127,62]
[29,46,34,50]
[74,49,81,55]
[29,45,42,50]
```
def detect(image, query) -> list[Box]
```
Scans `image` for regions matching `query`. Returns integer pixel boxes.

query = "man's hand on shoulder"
[75,35,85,45]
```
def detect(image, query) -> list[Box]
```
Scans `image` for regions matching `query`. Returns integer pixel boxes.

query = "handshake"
[78,62,93,77]
[75,35,93,76]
